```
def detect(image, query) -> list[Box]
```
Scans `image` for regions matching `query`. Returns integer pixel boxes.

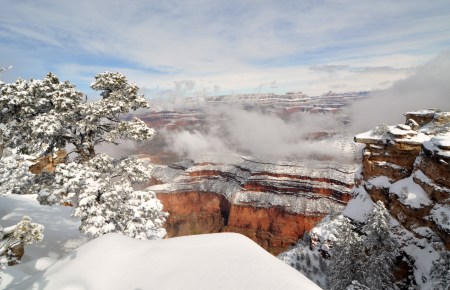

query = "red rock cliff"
[354,109,450,249]
[150,157,355,254]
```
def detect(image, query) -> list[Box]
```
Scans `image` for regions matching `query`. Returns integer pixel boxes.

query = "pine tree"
[430,249,450,290]
[327,217,366,290]
[362,201,398,289]
[0,72,167,240]
[346,280,370,290]
[0,216,44,284]
[0,72,154,159]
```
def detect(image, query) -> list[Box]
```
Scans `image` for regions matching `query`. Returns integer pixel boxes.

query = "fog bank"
[350,51,450,132]
[164,107,358,162]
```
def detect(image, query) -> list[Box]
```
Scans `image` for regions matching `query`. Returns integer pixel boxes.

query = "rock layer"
[354,110,450,249]
[149,157,356,254]
[156,192,226,236]
[225,205,324,255]
[280,110,450,289]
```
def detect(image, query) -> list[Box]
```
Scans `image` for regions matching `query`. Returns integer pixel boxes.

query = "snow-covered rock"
[148,156,356,254]
[280,109,450,289]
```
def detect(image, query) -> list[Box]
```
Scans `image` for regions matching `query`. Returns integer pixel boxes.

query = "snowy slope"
[1,194,87,288]
[1,194,320,290]
[16,233,320,290]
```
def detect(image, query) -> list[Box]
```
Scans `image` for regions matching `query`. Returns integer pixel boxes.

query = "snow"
[422,138,450,159]
[0,195,87,262]
[412,227,435,239]
[397,124,412,131]
[354,130,387,144]
[390,176,432,208]
[367,175,391,188]
[413,170,450,195]
[310,214,346,243]
[278,239,328,288]
[404,109,437,116]
[431,135,450,149]
[343,186,374,223]
[423,134,450,160]
[16,233,320,290]
[429,204,450,232]
[1,194,87,287]
[355,124,432,146]
[399,233,439,289]
[408,132,431,143]
[1,194,319,290]
[388,126,416,137]
[233,190,345,215]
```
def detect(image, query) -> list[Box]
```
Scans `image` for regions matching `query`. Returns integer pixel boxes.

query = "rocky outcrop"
[225,205,324,255]
[28,150,67,174]
[340,109,449,288]
[354,109,450,249]
[279,110,449,289]
[149,156,356,254]
[156,192,226,236]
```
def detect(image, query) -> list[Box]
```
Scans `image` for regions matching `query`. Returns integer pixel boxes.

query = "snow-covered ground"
[0,194,87,288]
[1,194,320,290]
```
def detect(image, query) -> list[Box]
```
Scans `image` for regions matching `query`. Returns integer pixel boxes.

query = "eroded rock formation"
[354,109,450,249]
[279,110,450,289]
[28,150,67,174]
[149,157,356,254]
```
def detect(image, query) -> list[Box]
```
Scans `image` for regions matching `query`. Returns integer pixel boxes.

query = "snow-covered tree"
[0,216,44,284]
[0,66,44,285]
[371,123,389,136]
[346,280,370,290]
[327,217,366,290]
[37,154,167,240]
[430,249,450,290]
[0,149,35,195]
[0,72,154,158]
[362,201,398,289]
[0,72,167,240]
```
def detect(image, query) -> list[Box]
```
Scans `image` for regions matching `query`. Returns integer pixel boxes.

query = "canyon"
[137,91,365,255]
[148,157,356,255]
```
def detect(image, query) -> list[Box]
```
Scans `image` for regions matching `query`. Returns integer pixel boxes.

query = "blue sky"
[1,0,449,97]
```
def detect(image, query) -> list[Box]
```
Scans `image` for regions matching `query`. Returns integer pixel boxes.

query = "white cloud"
[164,106,355,161]
[350,51,450,132]
[1,0,449,94]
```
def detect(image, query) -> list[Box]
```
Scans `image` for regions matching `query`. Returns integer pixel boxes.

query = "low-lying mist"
[112,52,449,164]
[163,107,358,162]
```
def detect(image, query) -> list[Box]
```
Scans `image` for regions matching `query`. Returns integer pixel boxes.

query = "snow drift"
[15,232,320,290]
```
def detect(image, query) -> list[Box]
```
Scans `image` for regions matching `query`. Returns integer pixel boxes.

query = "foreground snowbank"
[0,194,87,263]
[1,195,319,290]
[1,194,87,288]
[16,233,320,290]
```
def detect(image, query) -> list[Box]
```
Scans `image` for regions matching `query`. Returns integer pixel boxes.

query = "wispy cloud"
[164,106,355,161]
[350,51,450,131]
[1,0,449,95]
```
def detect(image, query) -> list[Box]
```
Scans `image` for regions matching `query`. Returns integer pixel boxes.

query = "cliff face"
[354,109,450,249]
[279,110,450,289]
[156,192,226,236]
[150,157,355,255]
[225,205,325,255]
[342,109,449,288]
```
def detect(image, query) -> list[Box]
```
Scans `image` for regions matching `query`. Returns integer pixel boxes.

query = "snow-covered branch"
[0,71,167,242]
